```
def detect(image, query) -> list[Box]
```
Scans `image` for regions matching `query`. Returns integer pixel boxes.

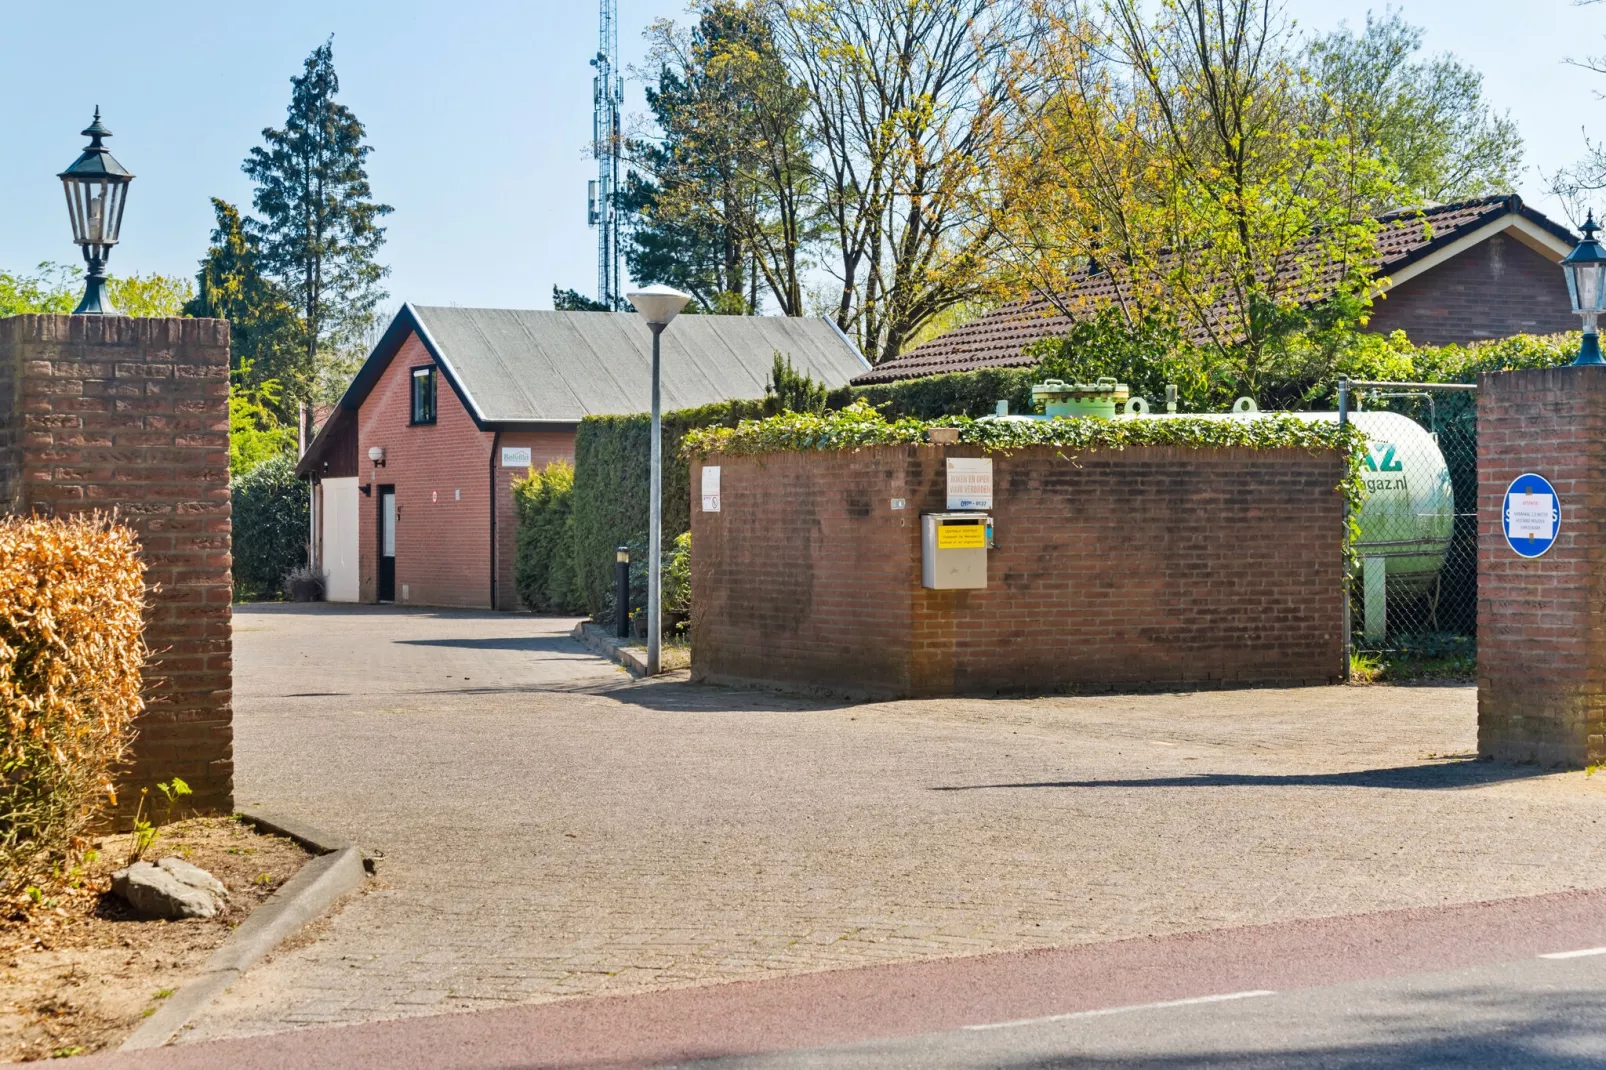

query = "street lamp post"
[1562,210,1606,366]
[58,108,134,316]
[626,284,692,675]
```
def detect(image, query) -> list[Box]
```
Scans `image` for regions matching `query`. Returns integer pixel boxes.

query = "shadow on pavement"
[683,986,1606,1069]
[601,677,860,714]
[395,636,586,652]
[932,759,1549,793]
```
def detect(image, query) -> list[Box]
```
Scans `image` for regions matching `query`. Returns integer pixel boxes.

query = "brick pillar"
[1477,365,1606,767]
[0,315,234,820]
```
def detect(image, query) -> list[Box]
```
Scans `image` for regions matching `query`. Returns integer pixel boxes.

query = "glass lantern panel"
[1580,262,1606,313]
[85,185,107,244]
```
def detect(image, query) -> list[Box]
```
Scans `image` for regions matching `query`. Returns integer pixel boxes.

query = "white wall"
[320,477,360,602]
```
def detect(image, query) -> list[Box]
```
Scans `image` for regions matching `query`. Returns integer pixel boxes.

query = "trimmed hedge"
[512,460,583,613]
[231,454,309,601]
[848,366,1039,419]
[1,514,146,897]
[570,399,767,619]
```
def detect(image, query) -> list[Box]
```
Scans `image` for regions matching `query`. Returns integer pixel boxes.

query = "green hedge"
[570,398,768,619]
[231,454,309,600]
[847,367,1038,419]
[512,460,583,613]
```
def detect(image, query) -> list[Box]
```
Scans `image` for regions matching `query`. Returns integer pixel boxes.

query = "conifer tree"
[244,38,391,391]
[185,198,303,418]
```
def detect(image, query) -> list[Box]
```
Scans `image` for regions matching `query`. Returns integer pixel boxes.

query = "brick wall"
[1477,366,1606,766]
[690,444,1346,698]
[1369,233,1576,346]
[0,315,233,820]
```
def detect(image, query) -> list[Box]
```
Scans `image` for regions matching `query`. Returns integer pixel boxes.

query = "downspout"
[489,431,500,610]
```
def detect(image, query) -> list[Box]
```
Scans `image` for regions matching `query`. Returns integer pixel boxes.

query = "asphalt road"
[692,952,1606,1068]
[78,887,1606,1069]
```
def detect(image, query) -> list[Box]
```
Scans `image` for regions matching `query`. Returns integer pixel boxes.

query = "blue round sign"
[1503,473,1560,558]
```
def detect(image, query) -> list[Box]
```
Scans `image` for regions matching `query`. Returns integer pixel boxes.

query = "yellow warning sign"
[937,523,985,549]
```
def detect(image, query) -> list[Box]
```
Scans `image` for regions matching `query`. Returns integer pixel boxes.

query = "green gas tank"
[1032,377,1130,418]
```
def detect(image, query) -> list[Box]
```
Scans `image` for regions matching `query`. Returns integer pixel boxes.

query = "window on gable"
[411,366,436,425]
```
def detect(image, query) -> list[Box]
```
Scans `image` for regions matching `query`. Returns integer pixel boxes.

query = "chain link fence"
[1338,379,1478,675]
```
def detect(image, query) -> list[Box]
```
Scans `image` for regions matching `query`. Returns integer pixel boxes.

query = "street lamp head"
[626,284,692,329]
[58,108,133,316]
[1563,211,1606,365]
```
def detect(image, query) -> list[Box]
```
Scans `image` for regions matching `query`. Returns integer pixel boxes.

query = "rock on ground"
[112,858,228,920]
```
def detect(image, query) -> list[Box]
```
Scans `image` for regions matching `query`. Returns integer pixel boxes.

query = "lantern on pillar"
[1562,210,1606,366]
[58,108,134,316]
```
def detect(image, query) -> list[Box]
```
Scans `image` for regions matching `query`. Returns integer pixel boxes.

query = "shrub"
[283,567,326,602]
[849,367,1040,419]
[664,532,692,620]
[570,399,767,619]
[0,514,146,898]
[231,454,309,601]
[512,461,584,613]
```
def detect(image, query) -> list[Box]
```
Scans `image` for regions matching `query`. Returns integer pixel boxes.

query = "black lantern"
[57,108,133,315]
[1562,210,1606,366]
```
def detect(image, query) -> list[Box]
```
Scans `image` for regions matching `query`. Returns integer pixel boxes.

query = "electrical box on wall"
[922,513,991,589]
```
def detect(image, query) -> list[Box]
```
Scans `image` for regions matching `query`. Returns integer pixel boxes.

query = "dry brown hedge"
[0,514,146,897]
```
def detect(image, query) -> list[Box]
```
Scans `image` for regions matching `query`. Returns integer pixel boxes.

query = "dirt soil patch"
[0,817,310,1062]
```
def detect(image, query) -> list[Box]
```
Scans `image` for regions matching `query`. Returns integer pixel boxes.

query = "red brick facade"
[0,315,233,820]
[1477,366,1606,766]
[690,444,1346,698]
[350,332,574,609]
[1369,233,1577,346]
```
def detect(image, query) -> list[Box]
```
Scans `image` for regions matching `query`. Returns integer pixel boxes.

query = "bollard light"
[58,108,133,316]
[1562,210,1606,366]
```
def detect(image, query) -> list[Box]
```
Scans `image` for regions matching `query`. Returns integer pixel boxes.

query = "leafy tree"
[552,285,614,312]
[773,0,1025,360]
[629,1,815,316]
[0,263,192,317]
[0,264,78,315]
[1306,12,1523,204]
[986,0,1404,397]
[185,199,305,421]
[244,38,391,401]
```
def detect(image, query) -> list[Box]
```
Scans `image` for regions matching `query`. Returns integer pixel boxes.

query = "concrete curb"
[119,821,367,1050]
[571,621,648,677]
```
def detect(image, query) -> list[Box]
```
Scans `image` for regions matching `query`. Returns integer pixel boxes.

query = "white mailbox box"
[922,512,990,589]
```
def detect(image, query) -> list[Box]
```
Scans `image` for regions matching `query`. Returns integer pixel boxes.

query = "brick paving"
[184,604,1606,1041]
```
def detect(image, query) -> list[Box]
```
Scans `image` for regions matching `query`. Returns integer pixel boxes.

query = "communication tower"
[588,0,623,309]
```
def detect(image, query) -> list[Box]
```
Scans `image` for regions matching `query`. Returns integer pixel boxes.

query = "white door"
[319,477,360,602]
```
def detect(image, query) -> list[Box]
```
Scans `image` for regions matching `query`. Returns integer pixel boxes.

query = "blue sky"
[1,0,1602,315]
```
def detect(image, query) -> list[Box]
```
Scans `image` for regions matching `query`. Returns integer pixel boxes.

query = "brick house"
[856,194,1581,385]
[295,305,868,609]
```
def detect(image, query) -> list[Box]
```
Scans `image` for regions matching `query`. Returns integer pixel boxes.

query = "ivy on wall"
[683,400,1371,555]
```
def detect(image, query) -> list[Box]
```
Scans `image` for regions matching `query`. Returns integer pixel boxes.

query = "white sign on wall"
[702,465,722,512]
[946,457,993,510]
[500,446,532,467]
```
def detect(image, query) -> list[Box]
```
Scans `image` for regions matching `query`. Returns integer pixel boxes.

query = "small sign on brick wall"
[500,446,532,467]
[946,457,993,510]
[702,465,721,512]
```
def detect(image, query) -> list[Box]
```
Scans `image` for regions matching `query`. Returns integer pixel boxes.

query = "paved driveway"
[186,604,1606,1041]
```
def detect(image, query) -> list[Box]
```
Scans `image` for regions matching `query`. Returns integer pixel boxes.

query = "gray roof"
[410,305,868,424]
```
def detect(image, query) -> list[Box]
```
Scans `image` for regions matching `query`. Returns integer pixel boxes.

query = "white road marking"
[963,990,1277,1032]
[1539,947,1606,960]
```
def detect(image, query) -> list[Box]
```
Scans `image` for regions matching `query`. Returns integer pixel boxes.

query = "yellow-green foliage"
[512,461,583,613]
[0,515,147,897]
